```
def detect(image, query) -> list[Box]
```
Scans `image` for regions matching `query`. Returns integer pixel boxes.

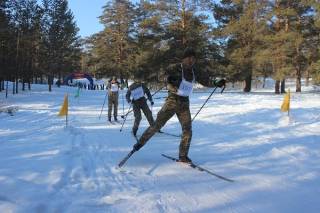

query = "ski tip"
[113,165,127,173]
[162,153,235,182]
[221,177,235,182]
[118,160,125,167]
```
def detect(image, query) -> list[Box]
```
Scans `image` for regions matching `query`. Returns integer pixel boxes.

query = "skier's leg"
[114,94,119,120]
[137,97,176,147]
[141,101,154,126]
[176,102,192,160]
[132,103,142,136]
[108,95,112,121]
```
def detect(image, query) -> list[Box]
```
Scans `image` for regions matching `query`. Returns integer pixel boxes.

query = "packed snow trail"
[0,83,320,212]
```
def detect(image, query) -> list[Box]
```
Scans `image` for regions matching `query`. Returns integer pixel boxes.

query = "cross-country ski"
[161,154,234,182]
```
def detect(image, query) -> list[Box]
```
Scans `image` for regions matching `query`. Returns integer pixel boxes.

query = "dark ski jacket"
[166,63,214,99]
[126,82,153,103]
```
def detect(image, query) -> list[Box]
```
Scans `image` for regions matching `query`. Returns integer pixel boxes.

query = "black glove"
[127,99,132,104]
[133,143,143,151]
[213,79,226,88]
[150,101,154,106]
[167,76,180,87]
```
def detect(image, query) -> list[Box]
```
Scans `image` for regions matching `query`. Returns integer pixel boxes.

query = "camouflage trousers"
[132,99,154,135]
[108,92,118,119]
[138,95,192,157]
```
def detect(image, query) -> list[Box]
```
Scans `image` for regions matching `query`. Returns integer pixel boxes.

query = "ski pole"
[121,89,125,117]
[151,103,153,116]
[151,86,165,97]
[153,96,167,100]
[118,149,136,167]
[192,79,227,122]
[120,103,132,132]
[220,85,226,93]
[191,86,218,122]
[121,107,132,119]
[99,92,108,120]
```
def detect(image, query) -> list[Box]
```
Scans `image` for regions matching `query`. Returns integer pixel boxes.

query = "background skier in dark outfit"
[126,74,155,137]
[132,47,226,163]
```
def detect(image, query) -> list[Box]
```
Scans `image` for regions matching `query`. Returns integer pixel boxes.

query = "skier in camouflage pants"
[107,76,121,122]
[132,47,225,163]
[126,79,155,137]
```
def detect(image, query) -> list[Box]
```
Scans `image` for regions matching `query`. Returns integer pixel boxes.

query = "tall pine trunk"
[296,67,302,92]
[243,74,252,92]
[48,74,52,92]
[262,76,266,88]
[275,80,280,94]
[280,79,286,93]
[12,78,15,94]
[58,71,61,88]
[306,69,310,86]
[15,79,18,94]
[22,78,25,91]
[6,80,8,98]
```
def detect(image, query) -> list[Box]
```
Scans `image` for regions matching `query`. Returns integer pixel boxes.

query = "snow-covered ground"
[0,82,320,213]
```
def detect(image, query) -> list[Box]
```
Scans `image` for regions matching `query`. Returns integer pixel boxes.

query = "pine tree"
[6,0,42,93]
[96,0,137,79]
[133,0,166,84]
[159,0,219,79]
[215,0,319,93]
[0,0,12,91]
[262,0,317,93]
[40,0,80,91]
[86,0,221,85]
[213,0,267,92]
[307,0,320,85]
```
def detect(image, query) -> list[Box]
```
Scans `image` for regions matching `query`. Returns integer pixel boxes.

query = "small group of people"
[108,47,226,163]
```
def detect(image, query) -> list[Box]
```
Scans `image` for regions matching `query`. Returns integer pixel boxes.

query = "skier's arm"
[195,70,226,88]
[143,84,153,103]
[107,80,111,90]
[166,72,180,87]
[166,65,181,93]
[196,70,215,87]
[126,87,131,103]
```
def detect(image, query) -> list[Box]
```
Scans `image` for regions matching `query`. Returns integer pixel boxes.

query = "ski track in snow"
[1,83,320,213]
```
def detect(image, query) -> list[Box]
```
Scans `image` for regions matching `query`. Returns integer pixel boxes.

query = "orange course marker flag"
[58,94,68,116]
[281,89,290,112]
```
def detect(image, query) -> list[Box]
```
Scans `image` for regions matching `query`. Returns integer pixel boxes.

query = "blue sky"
[68,0,105,38]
